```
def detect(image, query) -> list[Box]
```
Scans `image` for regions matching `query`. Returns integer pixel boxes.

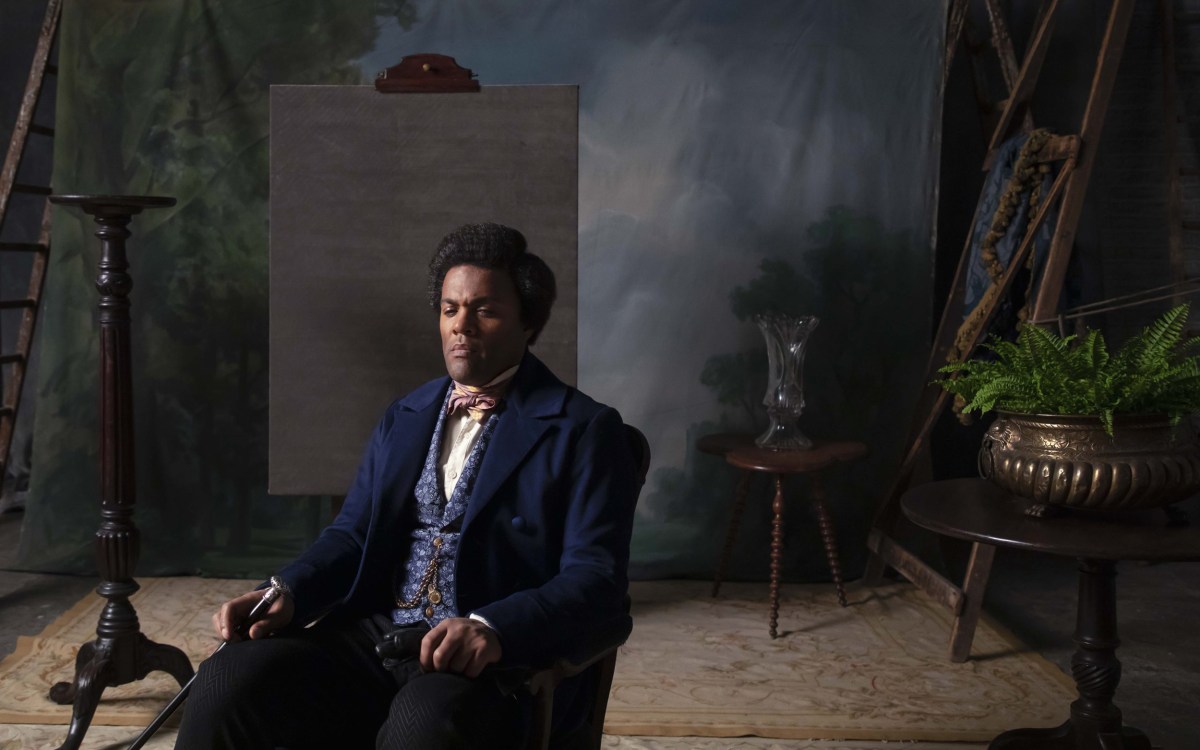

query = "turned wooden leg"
[989,559,1151,750]
[810,476,846,607]
[712,471,752,597]
[769,474,785,639]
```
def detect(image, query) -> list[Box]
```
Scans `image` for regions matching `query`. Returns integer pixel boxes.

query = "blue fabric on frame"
[962,132,1059,319]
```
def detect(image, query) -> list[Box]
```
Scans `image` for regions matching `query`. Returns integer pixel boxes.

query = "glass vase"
[755,313,819,450]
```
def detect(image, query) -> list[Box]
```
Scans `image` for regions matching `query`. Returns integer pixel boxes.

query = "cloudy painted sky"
[360,1,945,572]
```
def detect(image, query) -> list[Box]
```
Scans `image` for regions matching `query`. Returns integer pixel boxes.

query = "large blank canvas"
[269,85,578,495]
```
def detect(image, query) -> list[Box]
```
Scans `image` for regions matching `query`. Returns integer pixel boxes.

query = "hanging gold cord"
[947,128,1053,368]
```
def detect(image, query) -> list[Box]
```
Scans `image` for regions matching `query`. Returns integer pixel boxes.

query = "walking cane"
[124,584,284,750]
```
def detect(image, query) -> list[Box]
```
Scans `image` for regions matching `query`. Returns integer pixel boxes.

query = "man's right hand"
[213,589,295,642]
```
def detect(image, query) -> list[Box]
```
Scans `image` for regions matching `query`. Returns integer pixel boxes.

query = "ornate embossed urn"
[754,313,819,450]
[979,412,1200,514]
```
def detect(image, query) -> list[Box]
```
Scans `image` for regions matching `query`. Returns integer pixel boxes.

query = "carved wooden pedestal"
[988,559,1150,750]
[46,195,192,750]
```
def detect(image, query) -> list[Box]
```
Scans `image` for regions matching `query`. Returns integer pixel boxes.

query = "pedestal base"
[48,630,193,750]
[990,718,1150,750]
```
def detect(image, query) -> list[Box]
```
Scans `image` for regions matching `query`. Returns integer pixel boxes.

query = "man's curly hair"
[427,222,557,344]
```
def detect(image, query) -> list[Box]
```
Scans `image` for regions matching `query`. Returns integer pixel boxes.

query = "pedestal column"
[46,195,193,750]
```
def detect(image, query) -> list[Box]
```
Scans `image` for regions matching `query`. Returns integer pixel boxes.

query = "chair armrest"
[524,612,632,695]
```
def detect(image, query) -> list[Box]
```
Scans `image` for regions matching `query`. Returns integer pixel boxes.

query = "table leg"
[809,476,846,607]
[769,474,785,639]
[712,471,752,597]
[988,559,1151,750]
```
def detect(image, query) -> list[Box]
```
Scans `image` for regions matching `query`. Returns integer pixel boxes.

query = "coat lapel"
[461,353,565,532]
[372,379,446,536]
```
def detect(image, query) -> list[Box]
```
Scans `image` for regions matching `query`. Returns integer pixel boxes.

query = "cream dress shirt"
[440,363,518,631]
[438,363,519,500]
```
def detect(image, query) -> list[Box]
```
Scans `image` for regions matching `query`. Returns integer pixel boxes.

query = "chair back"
[526,421,650,750]
[624,423,651,488]
[579,423,649,749]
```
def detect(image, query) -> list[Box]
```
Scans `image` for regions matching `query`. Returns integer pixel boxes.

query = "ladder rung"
[29,123,54,137]
[0,300,37,310]
[12,183,51,196]
[0,242,47,253]
[0,355,24,366]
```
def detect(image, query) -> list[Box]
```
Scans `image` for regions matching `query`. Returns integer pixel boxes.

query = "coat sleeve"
[275,405,394,626]
[472,407,639,666]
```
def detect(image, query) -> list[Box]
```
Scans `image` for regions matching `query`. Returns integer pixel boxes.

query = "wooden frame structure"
[0,0,59,486]
[863,0,1136,662]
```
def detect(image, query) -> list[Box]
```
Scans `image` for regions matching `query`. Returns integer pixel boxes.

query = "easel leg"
[949,541,996,662]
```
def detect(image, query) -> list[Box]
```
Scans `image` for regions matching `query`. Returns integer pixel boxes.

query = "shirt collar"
[480,363,519,389]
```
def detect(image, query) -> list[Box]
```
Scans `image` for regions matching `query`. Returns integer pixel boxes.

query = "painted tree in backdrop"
[632,207,926,580]
[24,0,415,574]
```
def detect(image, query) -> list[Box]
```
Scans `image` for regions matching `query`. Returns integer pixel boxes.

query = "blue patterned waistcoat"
[391,388,500,626]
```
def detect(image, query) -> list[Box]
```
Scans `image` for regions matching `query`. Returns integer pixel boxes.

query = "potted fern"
[938,305,1200,515]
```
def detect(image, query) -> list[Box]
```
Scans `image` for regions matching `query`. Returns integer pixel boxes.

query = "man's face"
[439,264,532,386]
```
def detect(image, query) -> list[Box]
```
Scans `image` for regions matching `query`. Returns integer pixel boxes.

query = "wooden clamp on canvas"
[862,0,1135,663]
[374,53,481,93]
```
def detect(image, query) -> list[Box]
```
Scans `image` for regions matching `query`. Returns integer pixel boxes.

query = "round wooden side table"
[699,433,867,638]
[903,478,1200,750]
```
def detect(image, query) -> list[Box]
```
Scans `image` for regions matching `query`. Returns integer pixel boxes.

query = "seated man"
[176,222,639,750]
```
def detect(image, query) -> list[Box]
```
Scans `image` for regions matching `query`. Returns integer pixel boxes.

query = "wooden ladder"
[1162,0,1200,320]
[863,0,1135,662]
[0,0,61,490]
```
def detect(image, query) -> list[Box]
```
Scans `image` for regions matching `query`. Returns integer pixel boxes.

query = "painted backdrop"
[20,0,944,581]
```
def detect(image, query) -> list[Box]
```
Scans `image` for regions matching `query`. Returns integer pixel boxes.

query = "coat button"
[511,516,526,531]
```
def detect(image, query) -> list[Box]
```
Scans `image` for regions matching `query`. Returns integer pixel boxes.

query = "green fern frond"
[934,304,1200,435]
[1129,304,1188,370]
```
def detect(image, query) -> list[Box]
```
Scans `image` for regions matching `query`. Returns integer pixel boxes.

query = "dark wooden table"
[699,433,867,638]
[903,478,1200,750]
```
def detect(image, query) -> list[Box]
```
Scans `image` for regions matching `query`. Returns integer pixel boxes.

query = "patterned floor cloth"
[605,581,1075,742]
[0,577,1073,744]
[0,724,985,750]
[0,577,251,726]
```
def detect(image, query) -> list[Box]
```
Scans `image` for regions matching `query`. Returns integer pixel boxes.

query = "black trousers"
[173,613,525,750]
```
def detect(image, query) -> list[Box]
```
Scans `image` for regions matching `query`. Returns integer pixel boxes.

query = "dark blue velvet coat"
[278,351,638,721]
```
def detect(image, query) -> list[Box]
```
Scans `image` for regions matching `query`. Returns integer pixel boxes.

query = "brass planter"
[979,412,1200,512]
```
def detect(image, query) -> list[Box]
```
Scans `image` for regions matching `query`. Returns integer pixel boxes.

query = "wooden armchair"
[522,423,650,750]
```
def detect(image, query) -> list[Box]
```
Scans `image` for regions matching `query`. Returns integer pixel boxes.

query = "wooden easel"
[863,0,1136,662]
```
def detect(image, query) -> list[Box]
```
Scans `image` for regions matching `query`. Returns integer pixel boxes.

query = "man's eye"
[442,308,456,316]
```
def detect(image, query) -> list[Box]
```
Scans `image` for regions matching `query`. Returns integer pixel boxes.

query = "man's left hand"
[420,617,502,677]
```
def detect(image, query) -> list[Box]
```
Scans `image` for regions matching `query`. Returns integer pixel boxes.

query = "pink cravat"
[447,381,507,421]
